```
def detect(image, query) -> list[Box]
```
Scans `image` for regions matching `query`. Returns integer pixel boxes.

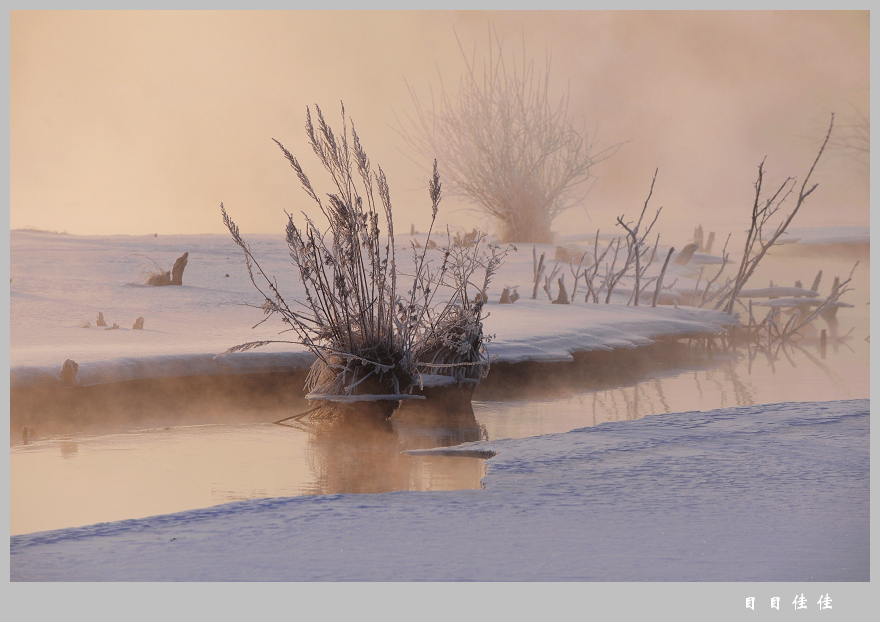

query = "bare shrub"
[581,231,617,303]
[711,115,835,315]
[615,170,662,307]
[398,27,617,243]
[414,232,514,385]
[828,106,868,173]
[222,103,505,404]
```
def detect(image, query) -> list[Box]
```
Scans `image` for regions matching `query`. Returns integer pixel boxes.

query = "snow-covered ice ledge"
[482,300,736,364]
[10,302,736,389]
[10,398,867,581]
[10,351,316,389]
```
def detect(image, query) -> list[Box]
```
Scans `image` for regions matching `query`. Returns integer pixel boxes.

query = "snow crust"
[10,398,868,581]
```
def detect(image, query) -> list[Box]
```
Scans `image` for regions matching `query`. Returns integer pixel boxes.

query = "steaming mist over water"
[8,9,870,541]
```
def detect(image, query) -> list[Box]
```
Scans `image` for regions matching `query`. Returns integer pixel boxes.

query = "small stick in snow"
[652,247,674,307]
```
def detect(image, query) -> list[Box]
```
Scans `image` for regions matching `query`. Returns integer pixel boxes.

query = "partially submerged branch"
[717,114,835,315]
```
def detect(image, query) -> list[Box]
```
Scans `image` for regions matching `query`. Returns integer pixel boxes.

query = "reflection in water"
[9,244,868,535]
[9,324,866,535]
[475,314,867,441]
[293,400,486,496]
[10,402,487,535]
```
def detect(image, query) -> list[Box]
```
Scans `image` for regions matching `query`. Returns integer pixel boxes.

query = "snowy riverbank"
[14,226,865,390]
[9,228,870,594]
[10,229,739,389]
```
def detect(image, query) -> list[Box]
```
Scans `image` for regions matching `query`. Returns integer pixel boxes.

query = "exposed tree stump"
[704,231,715,254]
[144,251,188,286]
[170,252,189,285]
[551,277,569,304]
[674,243,699,266]
[693,224,704,250]
[61,359,79,387]
[499,287,519,304]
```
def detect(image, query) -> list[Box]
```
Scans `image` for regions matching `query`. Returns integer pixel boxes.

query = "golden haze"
[10,11,869,239]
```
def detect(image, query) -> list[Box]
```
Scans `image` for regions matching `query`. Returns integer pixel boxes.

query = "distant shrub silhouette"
[399,28,618,243]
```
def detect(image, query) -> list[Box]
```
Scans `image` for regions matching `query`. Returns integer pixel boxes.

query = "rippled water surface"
[11,244,868,535]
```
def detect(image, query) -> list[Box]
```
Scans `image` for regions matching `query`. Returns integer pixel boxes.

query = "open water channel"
[10,243,869,535]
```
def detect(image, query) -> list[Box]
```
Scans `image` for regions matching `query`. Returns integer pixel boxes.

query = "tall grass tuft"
[222,103,504,407]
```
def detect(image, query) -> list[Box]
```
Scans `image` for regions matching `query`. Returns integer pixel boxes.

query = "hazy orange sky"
[10,11,869,241]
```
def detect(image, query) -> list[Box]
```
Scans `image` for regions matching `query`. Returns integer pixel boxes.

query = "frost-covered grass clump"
[222,104,508,411]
